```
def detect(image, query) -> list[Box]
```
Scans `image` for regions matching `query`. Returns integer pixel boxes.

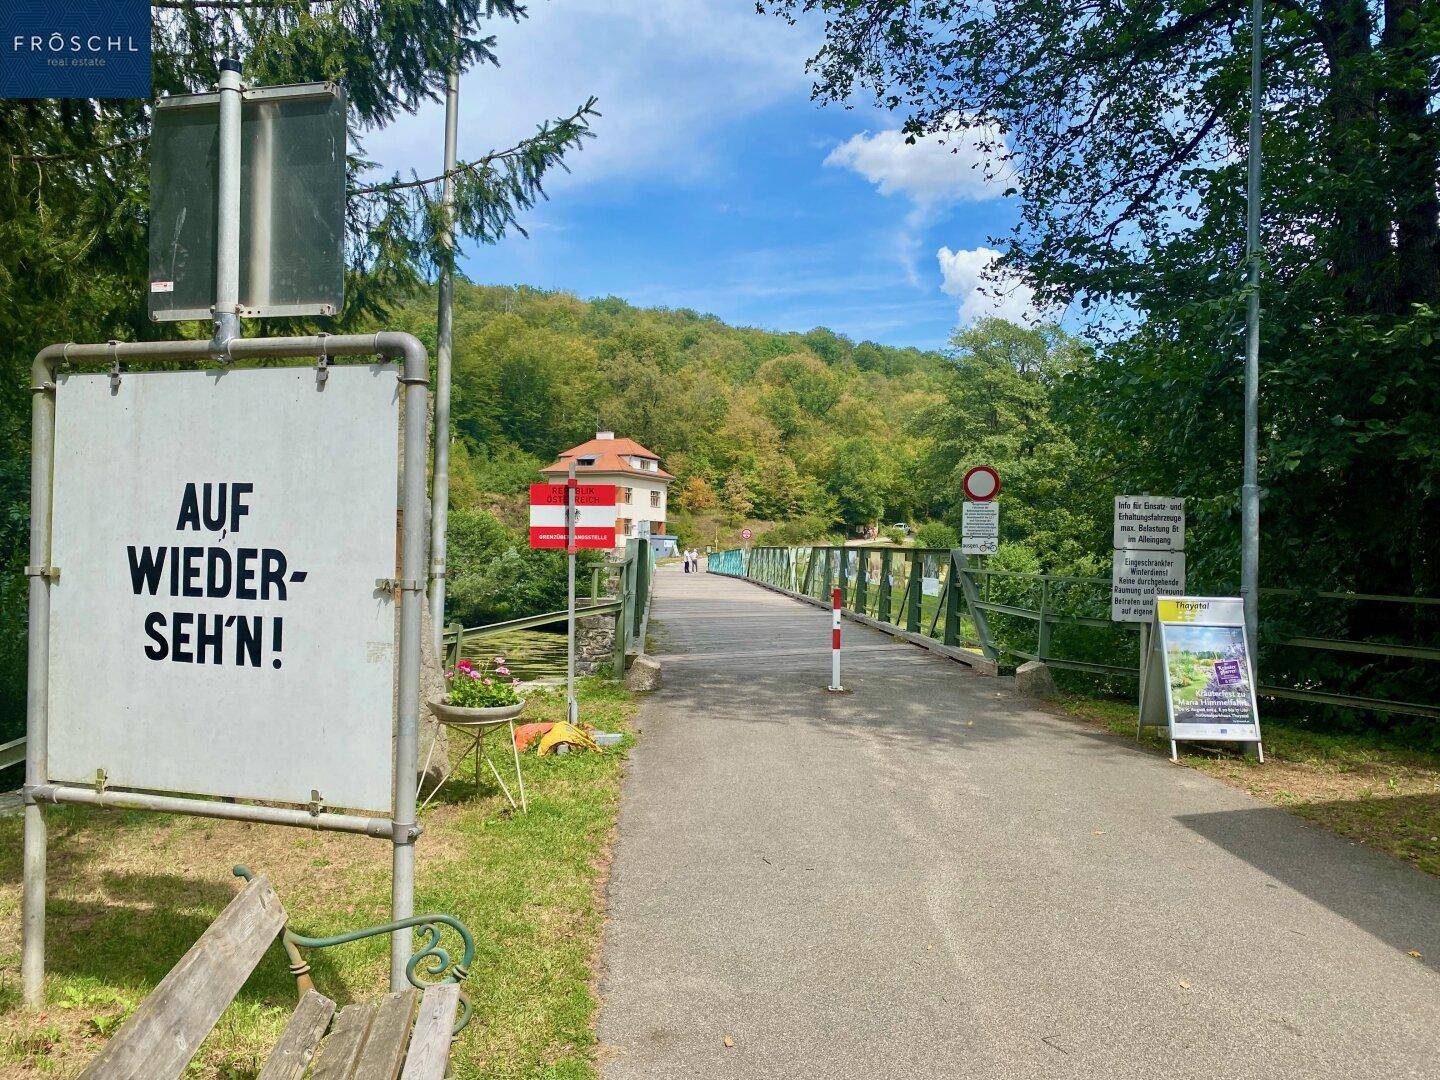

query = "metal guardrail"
[712,544,1440,721]
[1,736,24,771]
[444,538,655,676]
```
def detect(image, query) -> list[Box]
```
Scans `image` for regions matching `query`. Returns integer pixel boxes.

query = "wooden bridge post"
[906,555,923,632]
[944,550,963,647]
[877,550,893,624]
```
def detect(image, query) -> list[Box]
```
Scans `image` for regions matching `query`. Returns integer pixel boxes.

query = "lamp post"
[429,15,461,658]
[1240,0,1263,676]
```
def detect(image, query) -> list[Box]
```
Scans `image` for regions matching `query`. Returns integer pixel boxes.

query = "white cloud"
[824,121,1007,208]
[936,245,1044,325]
[362,1,817,190]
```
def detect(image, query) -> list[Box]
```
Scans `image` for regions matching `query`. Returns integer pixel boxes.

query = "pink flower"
[457,659,474,672]
[483,677,493,686]
[493,656,505,664]
[443,671,454,680]
[466,670,480,680]
[495,666,510,676]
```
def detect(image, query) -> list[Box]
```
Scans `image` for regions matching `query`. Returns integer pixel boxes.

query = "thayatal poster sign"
[1,0,151,99]
[1142,596,1262,754]
[47,366,399,811]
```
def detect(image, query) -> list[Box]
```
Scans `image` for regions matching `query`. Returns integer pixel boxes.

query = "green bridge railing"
[444,538,655,677]
[709,544,1440,722]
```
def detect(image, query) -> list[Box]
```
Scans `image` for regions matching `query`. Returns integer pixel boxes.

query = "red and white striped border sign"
[528,482,617,549]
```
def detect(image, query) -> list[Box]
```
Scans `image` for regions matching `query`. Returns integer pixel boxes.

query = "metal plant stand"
[420,702,528,813]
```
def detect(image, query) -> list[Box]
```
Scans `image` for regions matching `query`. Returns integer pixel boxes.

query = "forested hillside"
[387,282,949,536]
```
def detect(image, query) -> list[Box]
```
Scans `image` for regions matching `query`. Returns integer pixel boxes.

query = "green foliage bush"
[914,522,957,549]
[446,508,604,629]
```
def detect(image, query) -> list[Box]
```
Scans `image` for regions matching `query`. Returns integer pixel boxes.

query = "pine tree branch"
[8,136,147,167]
[349,98,597,196]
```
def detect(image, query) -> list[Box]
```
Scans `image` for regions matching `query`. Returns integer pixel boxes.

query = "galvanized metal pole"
[21,348,57,1008]
[1241,0,1263,677]
[566,461,578,727]
[212,58,244,351]
[428,23,461,659]
[390,332,430,990]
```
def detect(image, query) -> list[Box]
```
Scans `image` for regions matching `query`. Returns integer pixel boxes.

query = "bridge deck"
[597,564,1440,1079]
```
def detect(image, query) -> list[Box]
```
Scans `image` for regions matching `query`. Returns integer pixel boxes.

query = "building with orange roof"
[541,431,675,553]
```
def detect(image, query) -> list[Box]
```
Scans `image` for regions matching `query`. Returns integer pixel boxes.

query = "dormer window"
[577,456,597,466]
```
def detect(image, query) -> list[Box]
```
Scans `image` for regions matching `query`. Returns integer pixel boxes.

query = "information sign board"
[962,501,999,555]
[1113,495,1185,551]
[1140,597,1262,757]
[1111,549,1186,622]
[529,483,617,549]
[47,365,399,811]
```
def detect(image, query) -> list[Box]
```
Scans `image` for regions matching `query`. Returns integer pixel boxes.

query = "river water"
[459,628,569,681]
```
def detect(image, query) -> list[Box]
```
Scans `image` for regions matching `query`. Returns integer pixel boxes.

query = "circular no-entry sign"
[740,528,753,540]
[962,465,1001,502]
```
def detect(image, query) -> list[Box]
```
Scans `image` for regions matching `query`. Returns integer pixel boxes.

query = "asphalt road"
[596,565,1440,1079]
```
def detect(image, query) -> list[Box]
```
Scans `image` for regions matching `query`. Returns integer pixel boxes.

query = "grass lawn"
[1057,691,1440,877]
[0,678,636,1078]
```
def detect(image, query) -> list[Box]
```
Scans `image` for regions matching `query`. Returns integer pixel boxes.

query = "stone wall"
[577,612,617,675]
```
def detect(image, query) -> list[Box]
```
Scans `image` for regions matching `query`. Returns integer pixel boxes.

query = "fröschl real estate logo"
[0,0,151,99]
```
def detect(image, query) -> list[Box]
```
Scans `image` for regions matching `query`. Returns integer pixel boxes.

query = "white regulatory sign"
[1113,495,1185,551]
[47,365,399,812]
[1111,549,1186,622]
[962,501,999,555]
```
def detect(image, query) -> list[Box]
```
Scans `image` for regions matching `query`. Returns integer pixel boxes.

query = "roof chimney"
[596,429,614,440]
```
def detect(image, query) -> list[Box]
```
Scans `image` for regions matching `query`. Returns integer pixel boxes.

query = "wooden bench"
[77,868,473,1080]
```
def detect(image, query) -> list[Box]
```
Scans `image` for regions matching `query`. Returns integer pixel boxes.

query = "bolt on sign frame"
[22,332,430,1007]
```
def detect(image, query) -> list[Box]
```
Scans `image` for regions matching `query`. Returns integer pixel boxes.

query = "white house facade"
[541,431,674,552]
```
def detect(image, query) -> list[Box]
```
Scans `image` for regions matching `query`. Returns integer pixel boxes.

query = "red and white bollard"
[828,586,844,692]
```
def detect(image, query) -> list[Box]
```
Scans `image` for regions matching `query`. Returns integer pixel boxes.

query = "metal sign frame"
[149,81,347,322]
[22,332,431,1006]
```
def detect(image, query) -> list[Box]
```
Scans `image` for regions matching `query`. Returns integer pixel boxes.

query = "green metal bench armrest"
[233,866,475,1034]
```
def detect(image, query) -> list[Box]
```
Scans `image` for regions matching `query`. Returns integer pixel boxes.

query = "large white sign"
[47,366,399,811]
[1111,549,1186,622]
[962,501,999,555]
[1113,495,1185,551]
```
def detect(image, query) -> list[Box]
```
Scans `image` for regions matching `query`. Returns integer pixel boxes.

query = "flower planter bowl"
[427,700,525,727]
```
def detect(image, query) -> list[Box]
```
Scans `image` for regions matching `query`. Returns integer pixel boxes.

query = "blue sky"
[365,1,1039,351]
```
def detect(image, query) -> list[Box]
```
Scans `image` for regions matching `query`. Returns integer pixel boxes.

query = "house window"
[621,486,632,503]
[649,490,661,508]
[621,518,633,536]
[577,456,597,466]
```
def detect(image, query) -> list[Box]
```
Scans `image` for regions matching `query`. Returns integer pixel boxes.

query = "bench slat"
[352,989,418,1079]
[309,1000,378,1080]
[257,989,337,1080]
[78,875,286,1080]
[399,985,460,1080]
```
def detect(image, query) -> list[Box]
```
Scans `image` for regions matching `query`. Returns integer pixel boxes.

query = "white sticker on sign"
[150,280,175,293]
[46,365,399,812]
[1113,495,1185,551]
[962,501,999,555]
[1111,549,1186,622]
